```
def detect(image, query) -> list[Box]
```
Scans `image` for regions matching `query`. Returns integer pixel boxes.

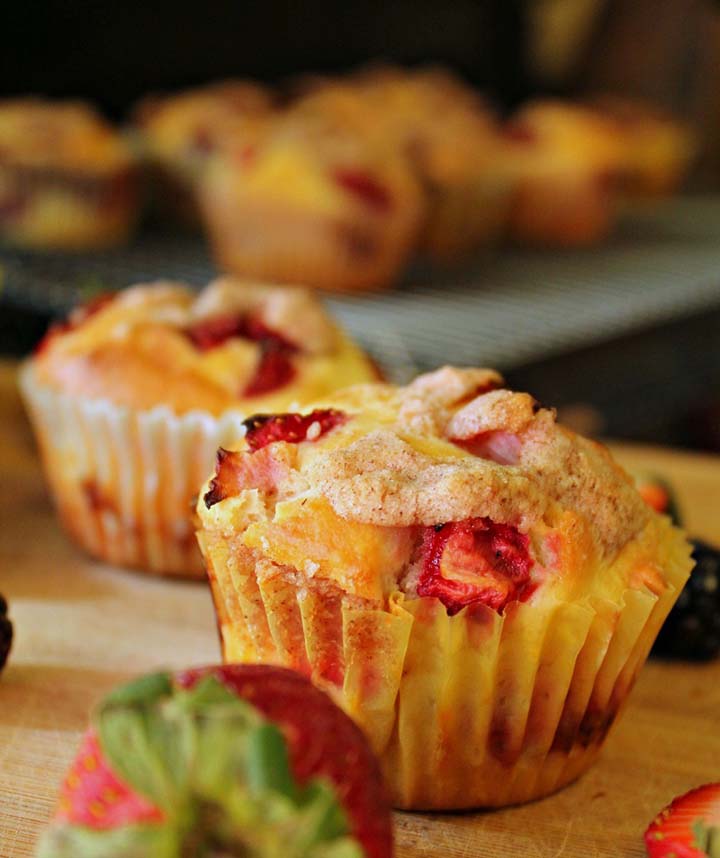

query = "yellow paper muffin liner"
[200,520,691,809]
[19,364,247,577]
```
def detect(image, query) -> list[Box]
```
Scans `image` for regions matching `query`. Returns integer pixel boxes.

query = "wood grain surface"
[0,362,719,858]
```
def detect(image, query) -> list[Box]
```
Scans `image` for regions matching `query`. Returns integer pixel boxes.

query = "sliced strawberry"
[418,517,535,615]
[243,409,347,452]
[645,783,720,858]
[243,347,297,396]
[34,292,116,355]
[203,444,295,508]
[56,730,163,830]
[186,313,296,353]
[332,168,392,213]
[179,665,393,858]
[453,430,522,465]
[502,121,538,145]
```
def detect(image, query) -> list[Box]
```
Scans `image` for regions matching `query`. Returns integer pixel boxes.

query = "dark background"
[0,0,528,117]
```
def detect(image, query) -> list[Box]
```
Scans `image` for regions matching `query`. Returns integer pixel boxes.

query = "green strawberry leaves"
[692,820,720,857]
[38,674,364,858]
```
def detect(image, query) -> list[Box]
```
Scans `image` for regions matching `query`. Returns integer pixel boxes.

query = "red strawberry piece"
[243,408,347,452]
[203,444,295,508]
[645,783,720,858]
[56,730,163,830]
[186,314,246,351]
[502,121,538,145]
[332,168,392,213]
[418,517,535,615]
[186,313,297,354]
[178,664,393,858]
[34,292,116,356]
[243,347,297,396]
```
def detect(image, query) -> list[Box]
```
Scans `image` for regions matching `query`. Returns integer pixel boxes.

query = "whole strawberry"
[37,665,393,858]
[645,783,720,858]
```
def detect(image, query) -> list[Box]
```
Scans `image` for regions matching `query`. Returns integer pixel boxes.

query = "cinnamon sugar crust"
[222,366,650,561]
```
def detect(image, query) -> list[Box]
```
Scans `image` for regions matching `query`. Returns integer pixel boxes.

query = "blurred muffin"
[501,99,628,247]
[588,95,697,197]
[198,113,424,292]
[20,277,377,577]
[0,98,139,249]
[294,68,514,259]
[133,80,274,224]
[196,366,692,809]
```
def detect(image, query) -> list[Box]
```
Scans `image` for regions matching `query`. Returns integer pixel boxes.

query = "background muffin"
[0,98,139,249]
[20,277,377,577]
[501,99,629,247]
[133,80,274,224]
[199,112,424,292]
[196,366,692,809]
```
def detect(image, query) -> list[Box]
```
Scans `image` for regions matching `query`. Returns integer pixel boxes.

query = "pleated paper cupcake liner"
[20,364,247,578]
[201,520,691,809]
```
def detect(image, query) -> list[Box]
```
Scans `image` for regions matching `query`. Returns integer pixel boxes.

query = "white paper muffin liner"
[19,364,247,577]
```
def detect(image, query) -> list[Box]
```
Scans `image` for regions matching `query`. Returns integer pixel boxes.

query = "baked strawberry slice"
[38,665,393,858]
[243,409,348,452]
[243,347,297,396]
[186,313,297,353]
[331,168,392,214]
[645,783,720,858]
[203,444,296,508]
[418,517,535,616]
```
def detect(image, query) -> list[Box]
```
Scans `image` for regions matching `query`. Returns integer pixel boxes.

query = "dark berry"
[652,539,720,661]
[0,594,13,673]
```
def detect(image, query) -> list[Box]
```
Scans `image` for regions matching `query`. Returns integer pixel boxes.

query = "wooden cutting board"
[1,361,719,858]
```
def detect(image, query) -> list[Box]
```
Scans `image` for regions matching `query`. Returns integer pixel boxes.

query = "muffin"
[501,99,629,247]
[133,80,274,224]
[588,95,697,197]
[294,68,514,260]
[196,366,693,809]
[198,113,424,292]
[19,277,377,577]
[0,98,139,249]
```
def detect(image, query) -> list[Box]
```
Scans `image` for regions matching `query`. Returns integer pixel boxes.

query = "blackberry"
[652,539,720,661]
[0,594,12,672]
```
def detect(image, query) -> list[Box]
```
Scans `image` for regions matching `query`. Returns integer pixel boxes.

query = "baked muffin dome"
[0,98,139,249]
[31,277,375,414]
[293,67,514,258]
[501,99,629,247]
[133,80,274,223]
[21,278,377,577]
[197,367,692,808]
[198,114,424,292]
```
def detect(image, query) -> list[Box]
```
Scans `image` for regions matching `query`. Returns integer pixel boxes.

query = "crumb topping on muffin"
[199,367,660,614]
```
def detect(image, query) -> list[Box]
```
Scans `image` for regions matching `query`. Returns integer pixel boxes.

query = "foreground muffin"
[197,367,693,809]
[37,665,393,858]
[502,100,628,246]
[133,80,273,223]
[0,98,139,249]
[20,278,376,577]
[198,113,424,292]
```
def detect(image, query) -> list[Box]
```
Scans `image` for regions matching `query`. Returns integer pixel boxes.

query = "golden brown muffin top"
[0,98,134,173]
[29,277,377,416]
[133,80,274,160]
[198,367,682,611]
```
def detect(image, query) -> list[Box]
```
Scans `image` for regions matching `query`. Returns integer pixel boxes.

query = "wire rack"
[3,197,720,381]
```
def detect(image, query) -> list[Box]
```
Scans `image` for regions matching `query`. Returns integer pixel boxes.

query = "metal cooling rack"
[3,196,720,380]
